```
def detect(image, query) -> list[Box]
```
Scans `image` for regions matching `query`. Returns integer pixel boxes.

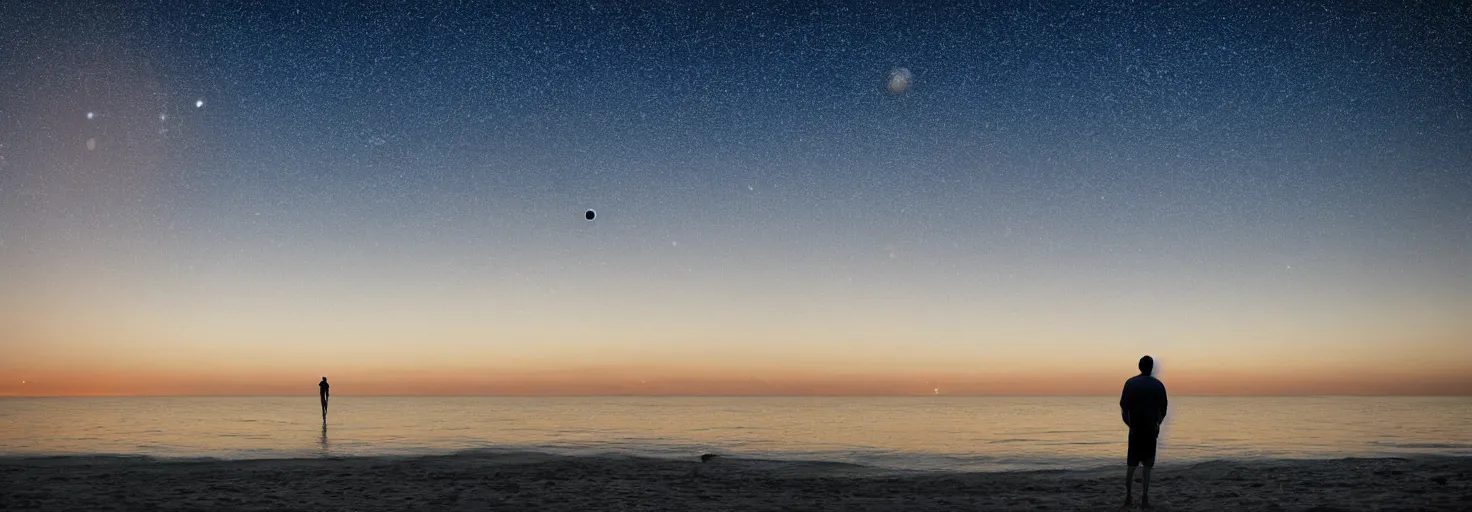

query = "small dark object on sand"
[700,454,718,463]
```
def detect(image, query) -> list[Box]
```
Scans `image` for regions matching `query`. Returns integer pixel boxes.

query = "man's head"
[321,377,327,382]
[1138,356,1154,375]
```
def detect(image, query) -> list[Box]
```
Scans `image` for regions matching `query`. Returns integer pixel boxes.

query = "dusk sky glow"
[1,1,1469,396]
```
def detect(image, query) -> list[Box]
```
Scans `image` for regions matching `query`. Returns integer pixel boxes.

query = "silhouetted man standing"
[319,377,330,424]
[1120,355,1167,510]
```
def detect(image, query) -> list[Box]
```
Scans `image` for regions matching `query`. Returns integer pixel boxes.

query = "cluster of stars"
[84,98,204,122]
[82,98,209,146]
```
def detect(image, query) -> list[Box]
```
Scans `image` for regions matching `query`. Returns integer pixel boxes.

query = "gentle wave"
[1368,441,1472,450]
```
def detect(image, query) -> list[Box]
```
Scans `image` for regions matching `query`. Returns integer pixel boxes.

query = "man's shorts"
[1127,426,1158,467]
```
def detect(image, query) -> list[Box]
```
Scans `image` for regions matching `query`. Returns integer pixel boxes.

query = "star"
[195,99,205,108]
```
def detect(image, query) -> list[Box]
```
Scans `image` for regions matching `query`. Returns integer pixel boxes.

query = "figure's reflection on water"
[319,424,329,456]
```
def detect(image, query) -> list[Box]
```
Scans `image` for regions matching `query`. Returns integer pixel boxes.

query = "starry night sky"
[1,1,1469,395]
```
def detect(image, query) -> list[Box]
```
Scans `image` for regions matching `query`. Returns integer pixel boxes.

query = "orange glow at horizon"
[4,361,1470,397]
[5,280,1469,397]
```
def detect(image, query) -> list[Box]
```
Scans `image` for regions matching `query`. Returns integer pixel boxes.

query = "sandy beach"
[2,453,1468,511]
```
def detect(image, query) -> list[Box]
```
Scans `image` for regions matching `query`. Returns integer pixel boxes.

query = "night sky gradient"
[2,1,1469,395]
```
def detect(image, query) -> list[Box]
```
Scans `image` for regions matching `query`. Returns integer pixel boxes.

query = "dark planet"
[585,209,596,220]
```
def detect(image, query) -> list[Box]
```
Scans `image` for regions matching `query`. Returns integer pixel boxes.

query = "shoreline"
[4,453,1469,511]
[4,450,1467,470]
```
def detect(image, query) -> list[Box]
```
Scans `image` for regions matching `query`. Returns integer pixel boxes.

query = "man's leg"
[1139,433,1157,509]
[1140,465,1152,509]
[1123,463,1136,507]
[1124,428,1149,508]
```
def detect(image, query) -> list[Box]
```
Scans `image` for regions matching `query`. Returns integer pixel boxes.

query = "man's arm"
[1158,386,1167,424]
[1120,385,1132,427]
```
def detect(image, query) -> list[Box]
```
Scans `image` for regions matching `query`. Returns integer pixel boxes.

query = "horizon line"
[2,393,1469,398]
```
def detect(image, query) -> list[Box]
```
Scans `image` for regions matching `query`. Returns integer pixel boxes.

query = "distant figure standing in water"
[319,377,330,424]
[1120,355,1168,510]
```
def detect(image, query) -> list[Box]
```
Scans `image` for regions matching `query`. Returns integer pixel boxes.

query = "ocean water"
[1,396,1468,472]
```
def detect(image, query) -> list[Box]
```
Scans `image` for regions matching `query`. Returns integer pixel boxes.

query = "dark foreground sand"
[2,453,1469,511]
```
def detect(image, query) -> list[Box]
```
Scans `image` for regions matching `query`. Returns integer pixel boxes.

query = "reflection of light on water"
[319,425,329,456]
[4,397,1467,470]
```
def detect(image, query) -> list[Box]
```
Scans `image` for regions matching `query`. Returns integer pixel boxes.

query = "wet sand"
[2,453,1469,511]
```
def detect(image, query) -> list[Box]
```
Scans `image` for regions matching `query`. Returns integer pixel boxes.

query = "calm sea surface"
[1,396,1468,471]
